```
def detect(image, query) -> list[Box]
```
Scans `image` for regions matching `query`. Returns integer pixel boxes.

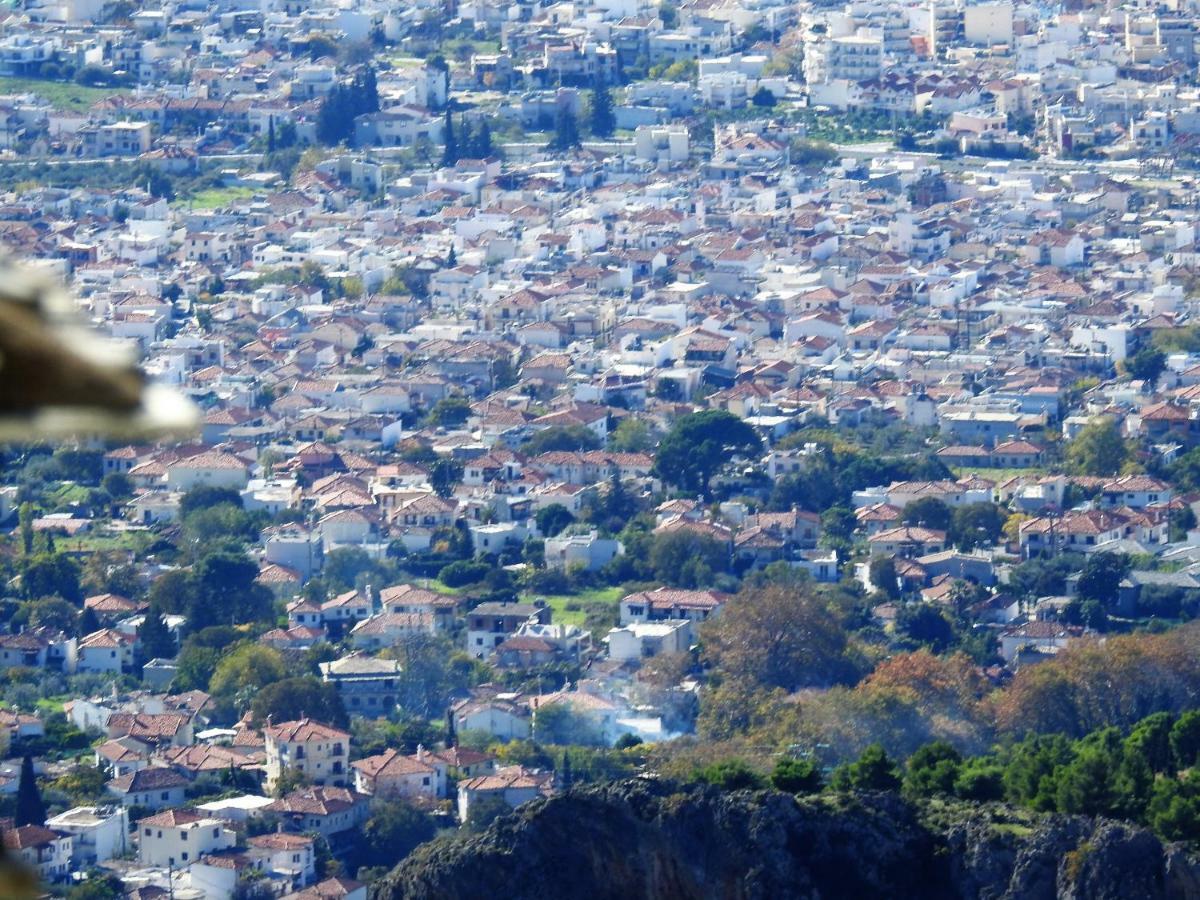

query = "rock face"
[374,779,1200,900]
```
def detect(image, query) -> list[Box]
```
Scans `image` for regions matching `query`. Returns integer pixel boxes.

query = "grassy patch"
[35,695,69,714]
[441,38,501,61]
[178,186,259,209]
[529,586,623,628]
[950,466,1045,483]
[67,528,153,555]
[0,77,129,111]
[48,483,91,506]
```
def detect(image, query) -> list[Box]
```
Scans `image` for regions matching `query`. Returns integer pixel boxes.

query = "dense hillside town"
[8,0,1200,896]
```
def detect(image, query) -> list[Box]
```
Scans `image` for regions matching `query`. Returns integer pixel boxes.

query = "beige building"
[264,718,351,792]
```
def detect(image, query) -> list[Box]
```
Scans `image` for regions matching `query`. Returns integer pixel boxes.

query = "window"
[161,792,169,800]
[181,852,188,861]
[181,832,188,841]
[213,829,219,837]
[144,829,151,837]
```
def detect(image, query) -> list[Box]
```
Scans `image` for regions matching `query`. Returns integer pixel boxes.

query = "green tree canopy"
[1124,346,1167,386]
[251,676,348,729]
[1066,418,1129,476]
[1076,552,1129,607]
[831,743,901,792]
[902,497,951,530]
[702,585,849,692]
[653,410,762,499]
[22,552,82,604]
[536,504,575,538]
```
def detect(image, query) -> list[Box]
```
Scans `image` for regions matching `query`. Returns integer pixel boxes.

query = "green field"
[531,586,623,628]
[179,186,259,209]
[0,77,129,111]
[67,528,153,554]
[35,695,69,715]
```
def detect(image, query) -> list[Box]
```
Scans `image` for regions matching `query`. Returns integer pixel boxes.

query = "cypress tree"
[441,108,458,166]
[548,106,580,151]
[560,750,573,790]
[591,82,615,138]
[138,604,176,660]
[364,65,380,113]
[15,755,45,827]
[446,246,457,267]
[267,116,276,153]
[78,606,101,637]
[475,119,492,157]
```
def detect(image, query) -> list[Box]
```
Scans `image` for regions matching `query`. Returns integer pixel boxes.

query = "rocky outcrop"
[373,779,1200,900]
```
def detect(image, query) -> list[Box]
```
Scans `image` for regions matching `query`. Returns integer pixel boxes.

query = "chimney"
[416,744,426,762]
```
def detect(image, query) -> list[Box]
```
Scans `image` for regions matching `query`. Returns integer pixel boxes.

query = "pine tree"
[446,245,457,267]
[590,82,616,138]
[15,755,45,827]
[267,116,276,153]
[441,108,458,166]
[139,604,176,660]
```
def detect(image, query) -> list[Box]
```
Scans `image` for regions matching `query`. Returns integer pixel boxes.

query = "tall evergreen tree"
[459,116,473,158]
[78,606,101,637]
[139,604,176,660]
[15,755,45,827]
[441,108,458,166]
[446,245,457,267]
[18,502,33,557]
[590,82,616,138]
[547,105,581,151]
[474,119,493,157]
[267,115,276,153]
[560,750,573,790]
[364,65,380,113]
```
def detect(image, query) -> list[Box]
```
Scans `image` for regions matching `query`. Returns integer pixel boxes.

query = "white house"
[164,451,250,491]
[3,825,73,883]
[45,805,129,867]
[606,620,691,662]
[72,628,137,674]
[351,747,440,802]
[138,809,236,868]
[247,832,317,892]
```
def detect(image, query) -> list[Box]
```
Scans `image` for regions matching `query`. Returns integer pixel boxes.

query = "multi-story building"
[465,601,551,659]
[264,718,351,792]
[45,806,128,867]
[137,809,235,868]
[318,654,402,715]
[2,825,73,883]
